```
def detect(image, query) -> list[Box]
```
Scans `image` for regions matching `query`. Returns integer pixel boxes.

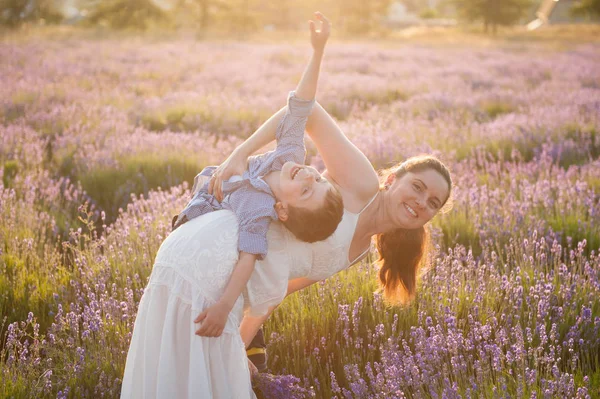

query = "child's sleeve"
[229,188,276,260]
[275,91,315,150]
[191,166,217,197]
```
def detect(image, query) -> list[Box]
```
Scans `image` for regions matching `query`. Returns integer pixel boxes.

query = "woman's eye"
[413,183,421,191]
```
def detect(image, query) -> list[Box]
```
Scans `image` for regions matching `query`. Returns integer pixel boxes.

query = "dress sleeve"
[244,222,294,317]
[275,91,315,149]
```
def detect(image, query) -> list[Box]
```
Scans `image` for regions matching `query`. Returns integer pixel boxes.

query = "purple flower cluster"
[254,373,316,399]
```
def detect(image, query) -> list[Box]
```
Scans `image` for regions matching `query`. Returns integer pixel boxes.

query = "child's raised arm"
[208,12,331,201]
[294,12,330,101]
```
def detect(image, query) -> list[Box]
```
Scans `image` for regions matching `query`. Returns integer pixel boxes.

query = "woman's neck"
[355,191,398,241]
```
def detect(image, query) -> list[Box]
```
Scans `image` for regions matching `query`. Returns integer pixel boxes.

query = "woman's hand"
[194,302,230,337]
[309,12,331,53]
[208,149,249,202]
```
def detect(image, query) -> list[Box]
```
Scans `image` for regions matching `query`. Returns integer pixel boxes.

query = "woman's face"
[386,169,450,229]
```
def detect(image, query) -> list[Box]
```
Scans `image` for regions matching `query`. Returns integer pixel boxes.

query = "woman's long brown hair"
[376,155,452,305]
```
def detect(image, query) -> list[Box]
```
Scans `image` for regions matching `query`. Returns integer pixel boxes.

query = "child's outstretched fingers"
[315,11,330,26]
[309,11,330,51]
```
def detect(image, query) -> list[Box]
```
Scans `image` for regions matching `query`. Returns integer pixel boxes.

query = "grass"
[136,101,273,137]
[435,209,482,257]
[0,256,64,344]
[547,214,600,256]
[76,154,200,223]
[478,100,516,120]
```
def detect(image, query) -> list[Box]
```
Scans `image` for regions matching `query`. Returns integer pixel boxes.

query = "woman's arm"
[240,310,272,348]
[305,103,380,211]
[239,277,318,347]
[286,277,318,295]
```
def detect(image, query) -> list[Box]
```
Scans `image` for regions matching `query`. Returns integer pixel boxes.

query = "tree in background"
[171,0,228,33]
[449,0,534,33]
[340,0,393,34]
[85,0,168,30]
[571,0,600,18]
[0,0,62,28]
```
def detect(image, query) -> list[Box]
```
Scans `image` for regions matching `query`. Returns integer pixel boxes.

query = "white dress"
[120,195,376,399]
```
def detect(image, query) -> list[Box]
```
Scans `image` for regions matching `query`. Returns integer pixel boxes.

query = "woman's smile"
[403,202,418,218]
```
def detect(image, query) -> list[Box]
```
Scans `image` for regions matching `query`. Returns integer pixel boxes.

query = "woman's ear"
[386,173,396,187]
[274,202,289,222]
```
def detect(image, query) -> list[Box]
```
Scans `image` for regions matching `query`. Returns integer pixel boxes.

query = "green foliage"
[435,209,482,256]
[479,100,516,120]
[339,0,394,34]
[547,214,600,255]
[0,250,68,336]
[419,8,439,19]
[0,0,61,28]
[450,0,535,33]
[0,373,29,398]
[2,160,18,187]
[349,88,410,106]
[137,102,272,137]
[571,0,600,18]
[77,154,200,223]
[86,0,169,30]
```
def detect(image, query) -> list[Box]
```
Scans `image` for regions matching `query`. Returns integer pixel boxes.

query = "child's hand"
[208,149,248,202]
[309,12,331,53]
[194,302,230,337]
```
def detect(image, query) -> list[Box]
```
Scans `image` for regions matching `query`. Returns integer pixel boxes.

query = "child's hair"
[282,186,344,243]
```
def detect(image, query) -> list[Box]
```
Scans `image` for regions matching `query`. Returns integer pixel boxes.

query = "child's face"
[278,161,333,211]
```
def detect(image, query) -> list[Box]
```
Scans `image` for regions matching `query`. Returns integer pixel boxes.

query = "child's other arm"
[194,252,257,337]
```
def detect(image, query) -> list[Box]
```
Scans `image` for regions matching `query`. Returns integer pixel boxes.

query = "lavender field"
[1,31,600,398]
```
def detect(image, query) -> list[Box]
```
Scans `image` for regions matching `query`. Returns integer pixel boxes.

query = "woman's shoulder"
[324,171,379,214]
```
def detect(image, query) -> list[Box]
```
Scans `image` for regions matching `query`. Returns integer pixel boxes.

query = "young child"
[170,12,341,338]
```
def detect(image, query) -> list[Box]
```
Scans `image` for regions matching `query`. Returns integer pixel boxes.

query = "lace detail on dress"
[307,243,347,281]
[147,264,244,334]
[153,210,240,304]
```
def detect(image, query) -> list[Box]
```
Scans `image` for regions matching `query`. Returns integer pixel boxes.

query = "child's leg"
[246,328,267,372]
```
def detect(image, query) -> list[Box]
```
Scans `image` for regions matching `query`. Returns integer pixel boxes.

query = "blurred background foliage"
[0,0,599,34]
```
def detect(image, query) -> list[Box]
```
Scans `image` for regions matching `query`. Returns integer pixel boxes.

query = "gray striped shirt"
[173,91,315,259]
